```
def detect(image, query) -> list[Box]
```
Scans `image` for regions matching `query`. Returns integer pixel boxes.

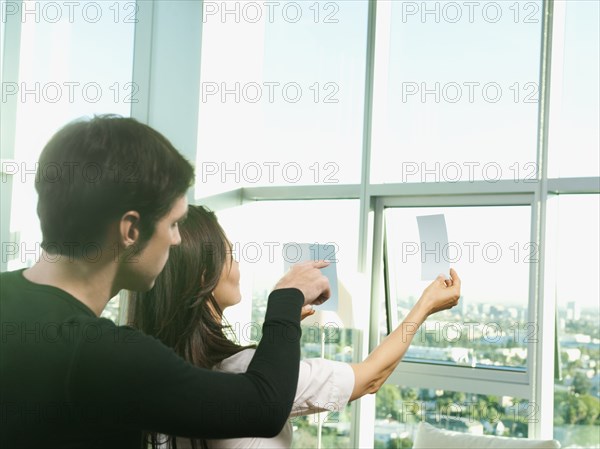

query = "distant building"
[567,301,581,320]
[425,415,484,435]
[563,348,582,362]
[374,419,412,444]
[483,420,506,436]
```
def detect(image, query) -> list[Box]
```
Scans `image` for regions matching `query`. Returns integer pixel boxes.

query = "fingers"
[449,268,461,290]
[312,297,325,306]
[439,269,460,289]
[276,260,332,306]
[433,274,453,291]
[306,261,331,305]
[312,260,331,269]
[449,268,461,305]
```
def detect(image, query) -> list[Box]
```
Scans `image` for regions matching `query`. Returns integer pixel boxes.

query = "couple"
[0,115,461,449]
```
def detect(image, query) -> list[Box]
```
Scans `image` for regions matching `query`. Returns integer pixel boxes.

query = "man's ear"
[119,210,141,248]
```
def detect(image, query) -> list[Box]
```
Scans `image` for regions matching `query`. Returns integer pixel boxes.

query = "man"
[0,115,330,448]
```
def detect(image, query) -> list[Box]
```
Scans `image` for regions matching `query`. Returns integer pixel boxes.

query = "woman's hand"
[419,268,461,316]
[348,269,462,401]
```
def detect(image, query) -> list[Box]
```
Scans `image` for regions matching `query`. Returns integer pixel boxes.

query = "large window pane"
[553,195,600,448]
[385,206,531,369]
[214,200,362,448]
[548,1,600,178]
[0,9,5,72]
[292,327,360,449]
[196,1,368,197]
[12,0,136,161]
[375,385,530,447]
[371,1,542,184]
[6,1,136,272]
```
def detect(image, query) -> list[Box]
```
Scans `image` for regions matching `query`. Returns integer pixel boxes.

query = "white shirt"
[203,348,355,449]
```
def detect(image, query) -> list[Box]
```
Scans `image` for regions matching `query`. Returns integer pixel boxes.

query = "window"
[375,385,531,447]
[3,0,599,446]
[384,205,532,370]
[548,1,600,178]
[215,199,364,448]
[195,1,368,197]
[552,195,600,448]
[5,0,136,274]
[370,0,543,184]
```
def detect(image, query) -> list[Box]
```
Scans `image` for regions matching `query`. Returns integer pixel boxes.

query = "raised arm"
[68,262,331,440]
[349,269,461,401]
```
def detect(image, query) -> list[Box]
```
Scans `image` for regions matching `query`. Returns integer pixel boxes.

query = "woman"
[129,205,461,449]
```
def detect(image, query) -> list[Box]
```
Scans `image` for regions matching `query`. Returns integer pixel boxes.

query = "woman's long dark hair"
[128,205,252,449]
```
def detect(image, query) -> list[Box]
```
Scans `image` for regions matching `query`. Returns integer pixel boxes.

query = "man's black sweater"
[0,269,303,448]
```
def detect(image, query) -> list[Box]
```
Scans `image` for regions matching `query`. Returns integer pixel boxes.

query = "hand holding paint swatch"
[283,243,339,312]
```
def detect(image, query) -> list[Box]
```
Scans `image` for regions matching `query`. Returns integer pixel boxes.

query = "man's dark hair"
[35,114,195,258]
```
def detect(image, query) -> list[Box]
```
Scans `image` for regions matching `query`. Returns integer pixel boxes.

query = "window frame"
[378,193,535,400]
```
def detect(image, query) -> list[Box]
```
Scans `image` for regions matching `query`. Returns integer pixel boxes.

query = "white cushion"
[412,422,561,448]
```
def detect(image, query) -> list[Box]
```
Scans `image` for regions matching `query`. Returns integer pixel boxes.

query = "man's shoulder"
[0,268,24,284]
[1,311,141,348]
[61,316,150,346]
[0,269,106,320]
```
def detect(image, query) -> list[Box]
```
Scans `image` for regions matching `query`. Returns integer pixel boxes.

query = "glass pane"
[216,199,361,331]
[0,10,5,73]
[548,1,600,177]
[371,1,542,183]
[292,328,359,449]
[385,206,531,369]
[100,294,121,324]
[196,1,368,197]
[7,1,136,271]
[553,195,600,448]
[375,385,530,447]
[215,200,362,448]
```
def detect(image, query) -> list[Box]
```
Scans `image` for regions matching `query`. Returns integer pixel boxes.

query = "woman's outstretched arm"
[349,268,461,401]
